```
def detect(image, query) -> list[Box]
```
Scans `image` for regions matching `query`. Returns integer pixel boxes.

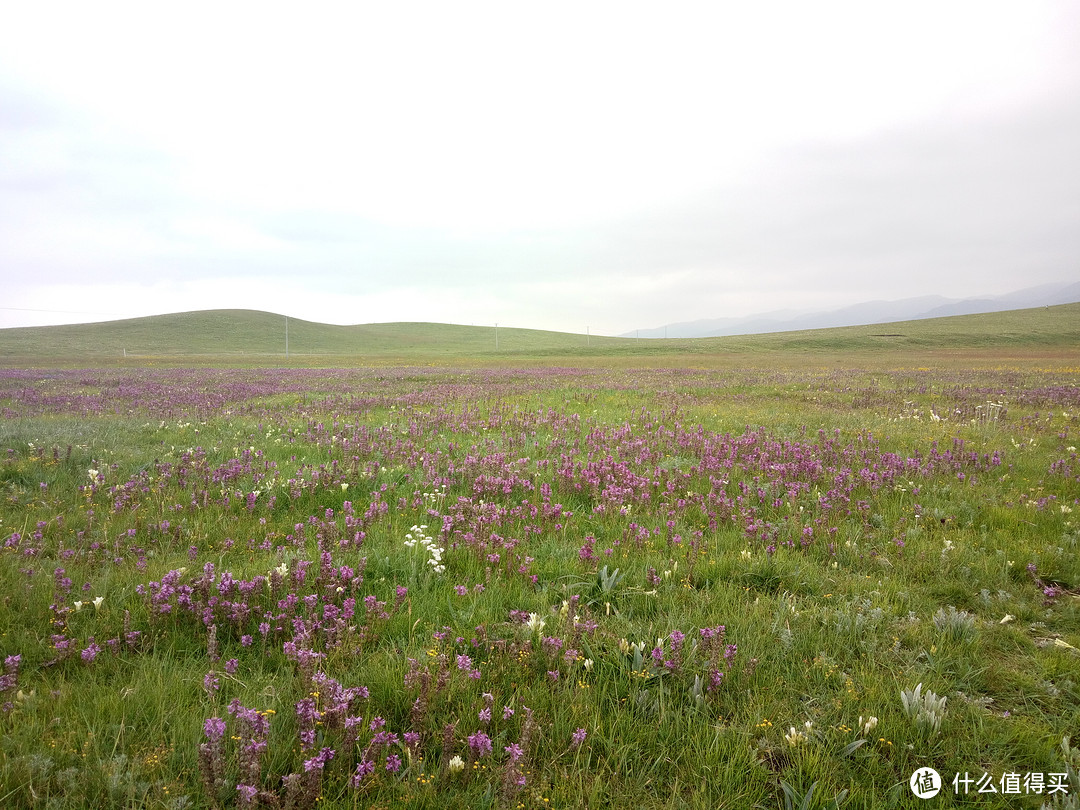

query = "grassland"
[1,311,1079,809]
[1,303,1079,367]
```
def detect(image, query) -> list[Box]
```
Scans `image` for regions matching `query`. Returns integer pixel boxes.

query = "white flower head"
[526,613,546,633]
[784,727,807,746]
[448,755,465,773]
[92,596,104,610]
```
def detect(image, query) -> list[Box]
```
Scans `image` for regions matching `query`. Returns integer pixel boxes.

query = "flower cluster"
[405,524,445,575]
[1,655,21,713]
[784,721,813,746]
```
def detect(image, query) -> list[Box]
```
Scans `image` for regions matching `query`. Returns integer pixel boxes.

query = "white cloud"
[1,2,1078,332]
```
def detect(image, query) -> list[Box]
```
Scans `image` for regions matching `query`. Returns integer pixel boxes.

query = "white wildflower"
[784,726,807,746]
[526,613,546,633]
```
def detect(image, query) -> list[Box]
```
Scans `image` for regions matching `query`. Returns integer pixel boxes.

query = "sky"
[2,1,1079,335]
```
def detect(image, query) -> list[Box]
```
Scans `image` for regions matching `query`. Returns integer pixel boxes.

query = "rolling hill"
[1,304,1078,365]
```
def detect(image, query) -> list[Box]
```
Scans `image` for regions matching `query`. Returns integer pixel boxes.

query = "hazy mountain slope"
[627,281,1080,338]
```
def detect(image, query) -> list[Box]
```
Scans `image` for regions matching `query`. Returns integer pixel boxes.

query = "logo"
[911,768,942,799]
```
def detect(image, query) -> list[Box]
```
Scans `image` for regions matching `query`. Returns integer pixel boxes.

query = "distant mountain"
[625,281,1080,338]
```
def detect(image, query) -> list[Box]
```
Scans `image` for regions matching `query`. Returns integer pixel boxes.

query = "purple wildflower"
[467,731,493,757]
[204,716,226,741]
[81,639,101,663]
[304,747,335,772]
[236,784,258,804]
[351,759,375,786]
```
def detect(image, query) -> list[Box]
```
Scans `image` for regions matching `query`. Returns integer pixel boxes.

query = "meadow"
[1,336,1079,807]
[1,302,1078,363]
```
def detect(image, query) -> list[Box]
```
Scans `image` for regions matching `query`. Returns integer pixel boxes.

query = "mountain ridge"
[625,281,1080,338]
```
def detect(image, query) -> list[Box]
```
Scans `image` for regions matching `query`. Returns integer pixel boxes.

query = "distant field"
[1,304,1079,368]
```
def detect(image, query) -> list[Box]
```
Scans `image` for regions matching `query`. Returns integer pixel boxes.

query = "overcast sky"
[2,2,1078,335]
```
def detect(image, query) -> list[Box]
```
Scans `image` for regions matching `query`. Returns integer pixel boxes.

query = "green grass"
[0,310,632,362]
[1,353,1079,807]
[1,303,1079,365]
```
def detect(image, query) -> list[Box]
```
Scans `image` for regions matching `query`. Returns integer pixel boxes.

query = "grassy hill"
[1,303,1078,366]
[0,310,628,358]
